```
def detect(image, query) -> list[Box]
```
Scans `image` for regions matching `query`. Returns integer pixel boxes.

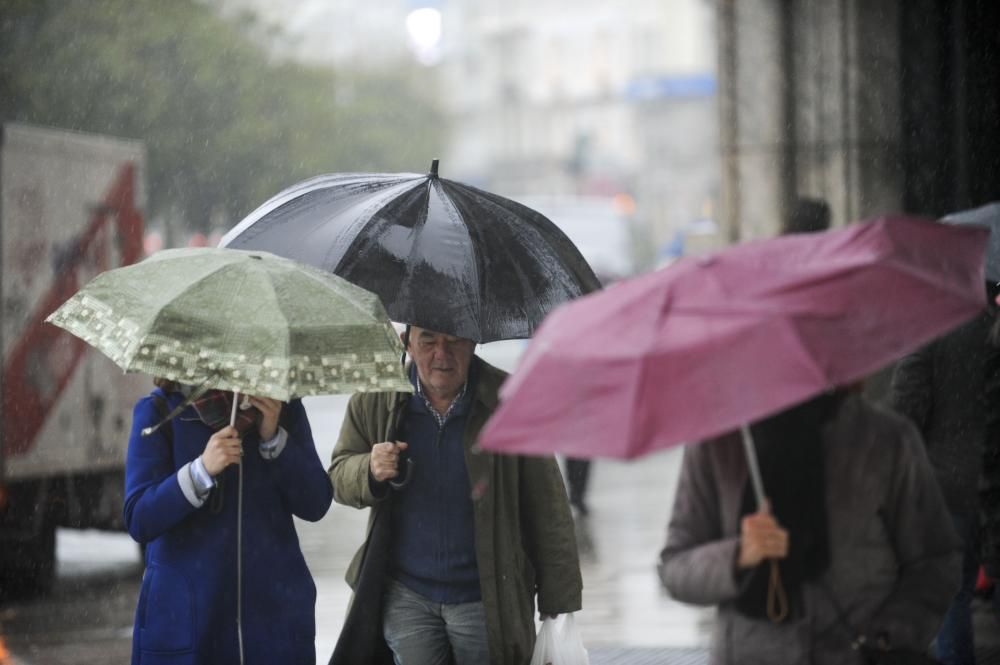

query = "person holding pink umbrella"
[478,215,990,663]
[659,387,959,664]
[888,282,999,665]
[658,207,961,662]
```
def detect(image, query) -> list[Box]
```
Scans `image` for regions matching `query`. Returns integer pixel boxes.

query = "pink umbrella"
[479,216,988,462]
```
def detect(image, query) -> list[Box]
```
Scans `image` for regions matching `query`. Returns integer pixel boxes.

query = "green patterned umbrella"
[47,247,412,400]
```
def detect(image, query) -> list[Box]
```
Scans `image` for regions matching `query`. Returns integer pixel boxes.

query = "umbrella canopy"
[46,247,411,400]
[479,216,988,459]
[943,201,1000,282]
[219,161,601,343]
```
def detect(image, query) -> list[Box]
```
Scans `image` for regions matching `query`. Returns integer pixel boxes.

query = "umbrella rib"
[782,315,833,389]
[439,183,483,339]
[297,267,378,322]
[621,278,678,456]
[217,264,257,388]
[221,173,416,248]
[137,260,237,365]
[459,188,568,339]
[890,255,984,305]
[261,267,293,382]
[220,175,335,246]
[326,178,426,273]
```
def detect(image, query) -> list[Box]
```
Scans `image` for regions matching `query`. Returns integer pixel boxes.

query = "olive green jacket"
[328,358,583,665]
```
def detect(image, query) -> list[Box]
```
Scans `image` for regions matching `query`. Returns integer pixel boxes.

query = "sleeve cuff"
[190,457,215,492]
[367,469,390,501]
[178,462,210,508]
[259,426,288,460]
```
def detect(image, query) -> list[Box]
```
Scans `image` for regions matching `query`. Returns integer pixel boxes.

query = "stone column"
[718,0,905,238]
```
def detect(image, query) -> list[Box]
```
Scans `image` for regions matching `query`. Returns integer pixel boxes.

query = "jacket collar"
[471,356,504,411]
[407,360,475,422]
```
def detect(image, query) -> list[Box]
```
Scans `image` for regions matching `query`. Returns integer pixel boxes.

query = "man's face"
[405,326,475,398]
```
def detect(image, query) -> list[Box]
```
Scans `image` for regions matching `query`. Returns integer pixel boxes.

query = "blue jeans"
[937,513,979,665]
[382,579,490,665]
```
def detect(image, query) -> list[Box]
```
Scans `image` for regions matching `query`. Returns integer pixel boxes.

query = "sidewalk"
[560,450,713,649]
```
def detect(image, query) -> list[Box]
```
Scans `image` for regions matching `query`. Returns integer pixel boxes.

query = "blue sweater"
[124,388,333,665]
[389,364,481,603]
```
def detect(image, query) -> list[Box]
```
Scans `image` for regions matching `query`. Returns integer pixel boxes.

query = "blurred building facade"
[440,0,721,264]
[217,0,722,263]
[718,0,1000,240]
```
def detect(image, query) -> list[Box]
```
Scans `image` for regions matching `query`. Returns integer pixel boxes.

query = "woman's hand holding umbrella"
[201,426,243,476]
[737,501,789,569]
[249,396,283,442]
[737,499,791,622]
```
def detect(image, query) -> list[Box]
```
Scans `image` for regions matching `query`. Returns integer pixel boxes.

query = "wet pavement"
[1,390,998,663]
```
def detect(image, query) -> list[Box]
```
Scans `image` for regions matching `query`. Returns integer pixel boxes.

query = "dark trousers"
[566,458,591,509]
[937,512,986,665]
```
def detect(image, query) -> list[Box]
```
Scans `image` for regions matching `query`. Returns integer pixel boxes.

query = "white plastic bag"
[529,614,590,665]
[529,617,557,665]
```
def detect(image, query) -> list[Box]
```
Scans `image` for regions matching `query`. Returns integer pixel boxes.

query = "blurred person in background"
[782,197,831,235]
[563,270,623,517]
[328,325,582,665]
[565,459,592,516]
[973,298,1000,652]
[889,282,1000,665]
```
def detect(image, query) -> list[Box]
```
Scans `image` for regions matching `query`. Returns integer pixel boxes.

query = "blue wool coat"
[125,388,333,665]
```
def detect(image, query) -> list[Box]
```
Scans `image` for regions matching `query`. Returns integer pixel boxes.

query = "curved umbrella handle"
[767,559,789,623]
[389,457,415,490]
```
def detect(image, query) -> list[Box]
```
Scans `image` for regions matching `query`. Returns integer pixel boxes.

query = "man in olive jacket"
[328,326,582,665]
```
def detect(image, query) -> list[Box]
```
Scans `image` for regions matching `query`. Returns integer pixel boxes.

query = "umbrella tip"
[429,159,439,178]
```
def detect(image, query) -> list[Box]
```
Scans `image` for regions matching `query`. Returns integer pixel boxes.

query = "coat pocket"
[139,562,195,653]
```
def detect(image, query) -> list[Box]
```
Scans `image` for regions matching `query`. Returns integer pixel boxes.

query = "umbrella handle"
[767,559,789,622]
[230,391,240,428]
[389,458,415,490]
[741,424,787,622]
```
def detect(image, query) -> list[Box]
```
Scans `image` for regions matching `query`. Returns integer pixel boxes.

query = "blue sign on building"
[624,73,716,100]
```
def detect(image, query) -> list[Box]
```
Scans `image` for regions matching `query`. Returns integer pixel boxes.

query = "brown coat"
[328,358,582,665]
[659,395,961,665]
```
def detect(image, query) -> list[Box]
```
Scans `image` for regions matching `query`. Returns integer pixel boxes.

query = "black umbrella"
[220,160,601,343]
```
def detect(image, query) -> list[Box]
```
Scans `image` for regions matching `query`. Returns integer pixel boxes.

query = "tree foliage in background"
[0,0,444,231]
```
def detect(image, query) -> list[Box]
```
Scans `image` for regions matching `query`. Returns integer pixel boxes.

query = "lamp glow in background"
[406,7,443,65]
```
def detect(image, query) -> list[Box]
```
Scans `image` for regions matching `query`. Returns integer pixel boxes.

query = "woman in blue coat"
[124,380,333,665]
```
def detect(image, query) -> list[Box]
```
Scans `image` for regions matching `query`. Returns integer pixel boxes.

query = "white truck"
[0,123,147,596]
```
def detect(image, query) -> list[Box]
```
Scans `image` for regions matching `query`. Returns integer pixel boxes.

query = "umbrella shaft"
[740,424,767,510]
[237,448,245,665]
[231,391,240,428]
[236,389,245,665]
